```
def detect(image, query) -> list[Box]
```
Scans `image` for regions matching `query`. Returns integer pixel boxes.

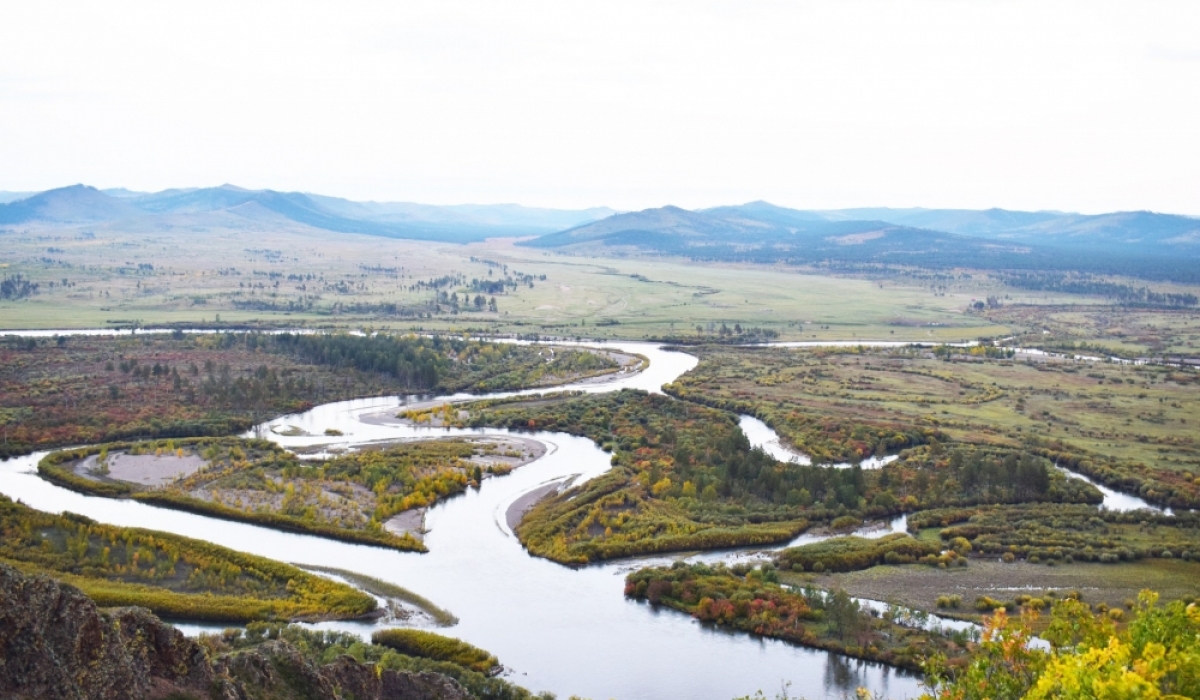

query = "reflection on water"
[1055,466,1166,514]
[825,654,872,697]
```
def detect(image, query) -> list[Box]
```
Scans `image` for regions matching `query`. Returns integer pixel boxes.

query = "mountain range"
[0,184,615,241]
[2,185,1198,279]
[529,201,1200,255]
[522,201,1200,281]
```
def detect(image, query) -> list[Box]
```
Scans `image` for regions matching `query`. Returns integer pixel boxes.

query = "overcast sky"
[2,1,1198,214]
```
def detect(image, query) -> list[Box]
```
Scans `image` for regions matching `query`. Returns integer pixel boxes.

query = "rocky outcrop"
[218,643,471,700]
[0,563,471,700]
[0,562,217,700]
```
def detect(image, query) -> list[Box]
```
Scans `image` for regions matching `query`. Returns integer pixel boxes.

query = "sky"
[1,1,1198,214]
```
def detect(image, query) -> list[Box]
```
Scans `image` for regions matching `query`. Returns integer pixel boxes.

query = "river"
[0,333,1162,699]
[0,339,927,700]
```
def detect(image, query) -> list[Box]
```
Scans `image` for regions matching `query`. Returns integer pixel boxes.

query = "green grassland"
[987,303,1200,358]
[668,345,1200,507]
[39,436,524,551]
[0,493,376,623]
[1,221,1017,339]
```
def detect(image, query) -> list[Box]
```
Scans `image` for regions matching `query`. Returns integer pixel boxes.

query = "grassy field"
[670,345,1200,482]
[1,221,1020,339]
[987,303,1200,358]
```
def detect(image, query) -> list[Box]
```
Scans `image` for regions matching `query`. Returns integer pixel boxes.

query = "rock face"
[0,564,471,700]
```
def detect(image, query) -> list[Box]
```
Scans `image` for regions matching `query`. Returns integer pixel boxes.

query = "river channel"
[0,334,1161,699]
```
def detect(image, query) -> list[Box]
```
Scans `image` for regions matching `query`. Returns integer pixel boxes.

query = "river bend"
[0,334,1160,699]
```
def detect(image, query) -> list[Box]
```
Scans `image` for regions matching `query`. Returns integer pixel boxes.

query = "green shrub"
[777,533,940,574]
[371,629,499,675]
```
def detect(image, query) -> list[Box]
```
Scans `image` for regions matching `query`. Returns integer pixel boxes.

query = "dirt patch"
[384,508,427,541]
[463,436,546,471]
[77,451,208,487]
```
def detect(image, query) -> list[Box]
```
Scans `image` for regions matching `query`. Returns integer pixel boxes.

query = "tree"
[922,592,1200,700]
[825,589,863,641]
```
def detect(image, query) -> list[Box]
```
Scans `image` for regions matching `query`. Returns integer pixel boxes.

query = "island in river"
[39,435,545,552]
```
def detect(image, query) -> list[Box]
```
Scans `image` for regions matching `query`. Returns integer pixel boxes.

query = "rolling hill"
[0,185,613,242]
[810,206,1200,252]
[4,185,1197,280]
[525,202,1200,282]
[0,185,143,224]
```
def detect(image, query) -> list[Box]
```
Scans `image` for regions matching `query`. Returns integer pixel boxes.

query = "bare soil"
[384,508,427,541]
[78,451,207,487]
[505,477,575,531]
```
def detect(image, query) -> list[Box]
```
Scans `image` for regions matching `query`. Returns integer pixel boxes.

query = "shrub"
[371,629,499,675]
[777,534,939,574]
[830,515,863,531]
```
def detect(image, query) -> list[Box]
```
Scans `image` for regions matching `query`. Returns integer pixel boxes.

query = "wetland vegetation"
[0,331,618,458]
[39,435,533,551]
[0,493,375,622]
[625,561,973,673]
[6,222,1200,697]
[667,344,1200,508]
[445,389,1096,564]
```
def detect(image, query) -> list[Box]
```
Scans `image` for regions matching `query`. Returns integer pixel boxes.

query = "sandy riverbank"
[505,476,577,531]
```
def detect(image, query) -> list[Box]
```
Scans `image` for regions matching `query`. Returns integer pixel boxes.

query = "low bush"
[776,533,942,574]
[371,629,500,675]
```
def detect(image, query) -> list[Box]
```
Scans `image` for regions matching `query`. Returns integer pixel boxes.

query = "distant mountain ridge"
[524,201,1200,282]
[0,184,616,241]
[3,187,1197,278]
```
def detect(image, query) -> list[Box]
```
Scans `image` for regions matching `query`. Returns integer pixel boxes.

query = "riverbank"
[505,477,574,531]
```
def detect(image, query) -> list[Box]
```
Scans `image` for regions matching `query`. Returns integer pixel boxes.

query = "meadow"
[667,345,1200,507]
[1,220,1017,340]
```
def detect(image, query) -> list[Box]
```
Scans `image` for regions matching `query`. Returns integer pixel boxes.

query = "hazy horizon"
[5,183,1200,219]
[3,2,1198,215]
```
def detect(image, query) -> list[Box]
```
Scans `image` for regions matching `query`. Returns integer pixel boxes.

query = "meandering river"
[0,333,1162,699]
